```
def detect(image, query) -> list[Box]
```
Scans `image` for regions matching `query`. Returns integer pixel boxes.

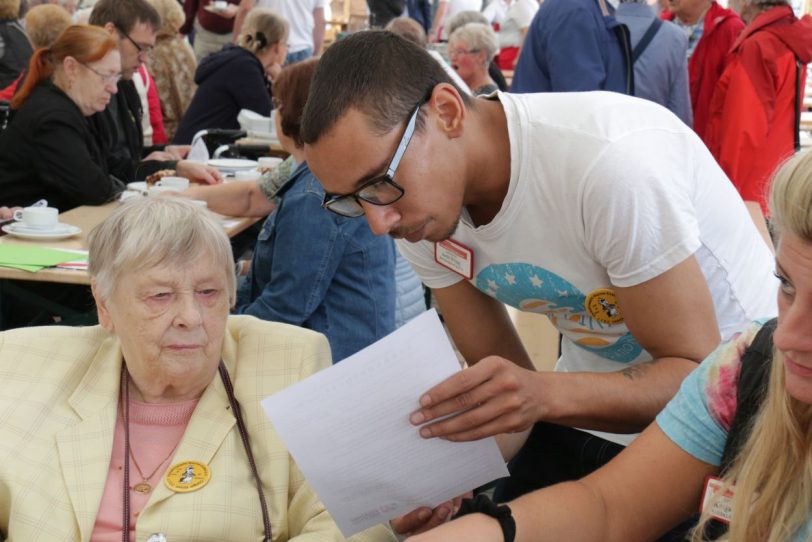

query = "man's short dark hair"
[89,0,161,34]
[301,30,471,145]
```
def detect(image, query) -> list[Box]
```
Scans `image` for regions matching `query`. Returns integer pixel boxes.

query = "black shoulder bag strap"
[597,0,635,95]
[704,318,777,540]
[795,56,803,152]
[632,18,663,63]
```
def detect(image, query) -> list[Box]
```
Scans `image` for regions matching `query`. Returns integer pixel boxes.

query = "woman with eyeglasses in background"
[447,22,500,96]
[0,24,126,211]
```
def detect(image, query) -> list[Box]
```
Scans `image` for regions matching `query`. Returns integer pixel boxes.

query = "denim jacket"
[235,161,396,363]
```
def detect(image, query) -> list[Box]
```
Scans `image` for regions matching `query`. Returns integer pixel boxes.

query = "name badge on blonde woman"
[701,476,734,524]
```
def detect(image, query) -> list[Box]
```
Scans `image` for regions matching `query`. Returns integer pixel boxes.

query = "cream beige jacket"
[0,315,395,542]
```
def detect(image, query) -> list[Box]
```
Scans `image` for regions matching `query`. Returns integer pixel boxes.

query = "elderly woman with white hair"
[448,22,499,95]
[0,197,396,542]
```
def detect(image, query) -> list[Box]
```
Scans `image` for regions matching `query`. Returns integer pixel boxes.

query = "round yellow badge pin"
[164,461,211,493]
[585,288,624,325]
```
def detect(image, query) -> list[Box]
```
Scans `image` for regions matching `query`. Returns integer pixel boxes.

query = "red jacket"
[705,5,812,214]
[0,73,19,101]
[665,2,744,139]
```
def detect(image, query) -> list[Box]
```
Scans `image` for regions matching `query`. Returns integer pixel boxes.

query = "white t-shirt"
[398,91,777,445]
[498,0,538,47]
[482,0,511,24]
[256,0,326,54]
[446,0,484,19]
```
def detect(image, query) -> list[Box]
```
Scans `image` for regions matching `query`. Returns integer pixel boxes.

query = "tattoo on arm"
[620,359,660,380]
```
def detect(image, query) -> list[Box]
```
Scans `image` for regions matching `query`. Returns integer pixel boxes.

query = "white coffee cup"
[148,186,177,197]
[213,0,227,9]
[155,176,190,190]
[13,206,59,230]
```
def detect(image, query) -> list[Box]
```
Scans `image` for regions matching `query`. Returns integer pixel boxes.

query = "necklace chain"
[128,439,178,493]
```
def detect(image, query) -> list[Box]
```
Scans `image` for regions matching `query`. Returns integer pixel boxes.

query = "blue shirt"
[235,161,396,363]
[511,0,631,93]
[616,2,693,126]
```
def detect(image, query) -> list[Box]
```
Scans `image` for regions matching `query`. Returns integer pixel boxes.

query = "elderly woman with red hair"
[0,24,125,210]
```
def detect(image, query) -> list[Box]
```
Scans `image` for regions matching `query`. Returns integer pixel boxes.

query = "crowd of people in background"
[1,0,812,540]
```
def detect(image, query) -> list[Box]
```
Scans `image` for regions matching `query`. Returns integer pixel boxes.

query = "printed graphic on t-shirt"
[475,263,642,363]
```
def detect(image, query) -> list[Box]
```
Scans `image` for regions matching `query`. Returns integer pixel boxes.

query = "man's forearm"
[312,8,325,55]
[534,357,698,433]
[233,0,255,39]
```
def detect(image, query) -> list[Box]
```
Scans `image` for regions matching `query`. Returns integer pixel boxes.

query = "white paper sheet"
[186,136,210,163]
[261,310,509,537]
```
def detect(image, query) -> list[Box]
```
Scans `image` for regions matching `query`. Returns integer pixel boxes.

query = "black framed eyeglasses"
[116,25,154,57]
[321,102,421,218]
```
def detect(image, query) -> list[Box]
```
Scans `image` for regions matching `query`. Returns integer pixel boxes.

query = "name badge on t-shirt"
[434,239,474,280]
[700,476,734,523]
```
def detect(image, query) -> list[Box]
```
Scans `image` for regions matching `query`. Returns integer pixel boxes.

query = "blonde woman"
[147,0,197,141]
[404,150,812,541]
[0,3,72,99]
[172,7,288,143]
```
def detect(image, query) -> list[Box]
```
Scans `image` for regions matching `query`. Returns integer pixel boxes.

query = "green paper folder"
[0,245,88,273]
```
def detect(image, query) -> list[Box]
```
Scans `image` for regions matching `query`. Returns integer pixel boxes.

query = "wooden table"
[0,202,261,286]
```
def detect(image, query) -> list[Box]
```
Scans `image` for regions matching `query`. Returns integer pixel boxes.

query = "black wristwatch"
[452,494,516,542]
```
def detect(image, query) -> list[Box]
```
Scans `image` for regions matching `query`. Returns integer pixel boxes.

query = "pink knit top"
[90,397,198,542]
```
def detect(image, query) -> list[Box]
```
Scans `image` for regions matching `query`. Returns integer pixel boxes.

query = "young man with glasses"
[88,0,222,185]
[301,30,778,534]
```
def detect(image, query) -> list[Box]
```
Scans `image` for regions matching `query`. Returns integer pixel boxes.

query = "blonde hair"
[88,198,236,306]
[146,0,184,37]
[0,0,20,20]
[691,150,812,541]
[237,7,288,54]
[24,4,72,49]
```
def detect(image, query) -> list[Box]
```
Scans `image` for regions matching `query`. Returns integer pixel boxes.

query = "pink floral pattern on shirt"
[702,323,764,431]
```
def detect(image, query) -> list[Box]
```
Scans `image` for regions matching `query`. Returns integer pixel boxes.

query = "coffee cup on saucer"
[12,206,59,230]
[155,176,190,190]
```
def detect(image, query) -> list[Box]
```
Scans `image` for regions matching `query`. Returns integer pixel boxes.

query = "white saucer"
[127,181,148,194]
[119,190,144,203]
[2,222,81,240]
[207,158,258,173]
